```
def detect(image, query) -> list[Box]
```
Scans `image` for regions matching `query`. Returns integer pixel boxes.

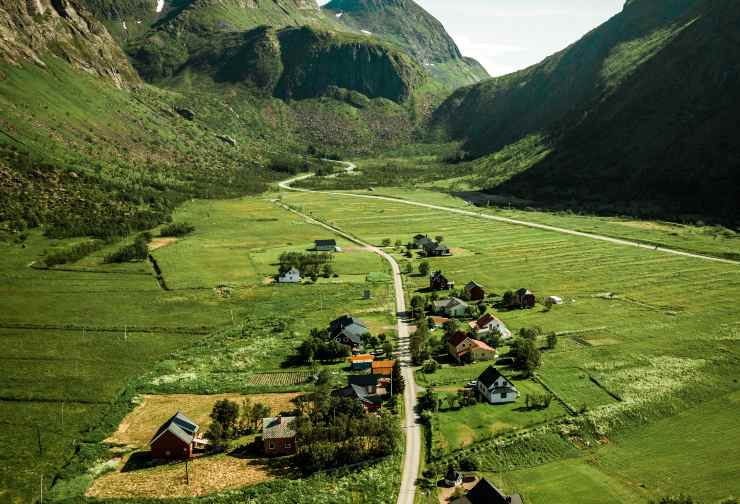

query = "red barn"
[150,411,199,460]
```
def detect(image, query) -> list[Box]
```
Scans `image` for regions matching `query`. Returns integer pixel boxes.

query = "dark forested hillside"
[431,0,740,222]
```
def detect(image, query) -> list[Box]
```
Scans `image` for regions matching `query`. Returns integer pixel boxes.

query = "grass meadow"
[0,197,393,502]
[280,188,740,503]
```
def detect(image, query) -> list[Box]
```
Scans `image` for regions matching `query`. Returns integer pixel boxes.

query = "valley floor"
[1,172,738,503]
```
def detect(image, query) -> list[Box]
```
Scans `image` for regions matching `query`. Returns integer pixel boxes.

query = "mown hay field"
[281,189,740,503]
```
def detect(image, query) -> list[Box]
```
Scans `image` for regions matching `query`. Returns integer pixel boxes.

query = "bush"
[459,456,478,471]
[159,222,195,237]
[104,233,150,263]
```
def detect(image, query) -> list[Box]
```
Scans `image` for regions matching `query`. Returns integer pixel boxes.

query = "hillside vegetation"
[431,0,740,223]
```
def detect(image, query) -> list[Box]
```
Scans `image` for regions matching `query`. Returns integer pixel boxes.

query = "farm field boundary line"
[0,323,214,335]
[279,165,740,266]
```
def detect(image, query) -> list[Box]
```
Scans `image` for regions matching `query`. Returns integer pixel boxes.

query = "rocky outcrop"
[324,0,488,87]
[0,0,139,88]
[276,26,423,102]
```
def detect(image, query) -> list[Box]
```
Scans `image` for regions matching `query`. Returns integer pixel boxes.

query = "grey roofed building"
[413,234,435,248]
[329,315,369,347]
[315,239,337,251]
[423,241,451,256]
[150,411,199,446]
[262,416,298,439]
[451,477,523,504]
[433,297,468,311]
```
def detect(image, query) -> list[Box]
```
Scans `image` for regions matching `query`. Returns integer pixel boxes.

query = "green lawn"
[432,378,569,452]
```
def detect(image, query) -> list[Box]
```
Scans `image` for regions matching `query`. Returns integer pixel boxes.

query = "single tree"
[383,340,394,358]
[546,332,558,350]
[435,235,444,244]
[382,238,391,247]
[419,261,431,276]
[210,399,240,439]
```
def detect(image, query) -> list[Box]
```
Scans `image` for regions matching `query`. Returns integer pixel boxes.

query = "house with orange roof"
[448,332,497,363]
[350,354,374,371]
[372,359,396,377]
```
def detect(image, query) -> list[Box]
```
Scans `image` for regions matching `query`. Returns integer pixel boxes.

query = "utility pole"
[185,458,190,485]
[40,475,43,504]
[124,325,128,342]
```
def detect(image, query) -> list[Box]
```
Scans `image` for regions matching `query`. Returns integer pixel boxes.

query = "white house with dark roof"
[477,366,519,404]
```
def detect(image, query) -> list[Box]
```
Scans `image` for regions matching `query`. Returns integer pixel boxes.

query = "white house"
[278,267,301,283]
[469,313,512,340]
[477,366,519,404]
[433,297,468,318]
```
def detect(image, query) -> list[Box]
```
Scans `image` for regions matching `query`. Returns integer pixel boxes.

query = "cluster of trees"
[293,383,401,473]
[104,232,151,263]
[510,330,542,377]
[278,251,334,280]
[41,239,104,267]
[159,222,195,237]
[206,398,271,450]
[410,320,432,365]
[525,392,553,410]
[419,387,477,412]
[296,328,350,364]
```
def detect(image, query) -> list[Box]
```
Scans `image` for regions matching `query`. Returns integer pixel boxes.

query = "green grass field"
[0,196,393,502]
[280,188,740,503]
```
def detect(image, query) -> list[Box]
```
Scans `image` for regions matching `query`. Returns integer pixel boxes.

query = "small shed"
[315,239,337,252]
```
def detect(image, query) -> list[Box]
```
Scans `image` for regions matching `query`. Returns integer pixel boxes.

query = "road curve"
[271,195,421,504]
[280,162,739,266]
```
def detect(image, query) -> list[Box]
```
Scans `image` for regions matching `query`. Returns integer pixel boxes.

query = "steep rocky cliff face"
[324,0,488,88]
[0,0,139,88]
[181,25,424,102]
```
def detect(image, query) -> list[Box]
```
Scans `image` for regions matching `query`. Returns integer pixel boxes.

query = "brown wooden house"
[262,416,298,456]
[150,411,200,460]
[464,281,485,301]
[512,288,536,309]
[430,270,453,291]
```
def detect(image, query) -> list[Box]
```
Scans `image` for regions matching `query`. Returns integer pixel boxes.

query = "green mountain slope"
[0,0,307,239]
[324,0,489,88]
[432,0,740,222]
